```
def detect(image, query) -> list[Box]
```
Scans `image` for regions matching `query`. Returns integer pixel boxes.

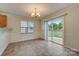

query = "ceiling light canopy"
[31,8,40,18]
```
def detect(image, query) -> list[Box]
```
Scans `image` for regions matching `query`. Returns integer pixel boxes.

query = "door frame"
[45,16,65,46]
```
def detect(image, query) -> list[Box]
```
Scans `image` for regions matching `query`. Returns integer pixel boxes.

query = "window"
[21,21,34,33]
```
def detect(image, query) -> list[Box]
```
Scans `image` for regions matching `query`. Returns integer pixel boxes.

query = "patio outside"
[48,17,64,45]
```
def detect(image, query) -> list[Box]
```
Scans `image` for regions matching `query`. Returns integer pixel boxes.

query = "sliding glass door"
[47,16,64,45]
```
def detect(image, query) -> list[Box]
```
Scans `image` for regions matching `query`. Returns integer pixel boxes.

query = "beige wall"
[1,12,42,43]
[0,11,42,55]
[10,18,42,42]
[0,28,9,55]
[42,4,79,51]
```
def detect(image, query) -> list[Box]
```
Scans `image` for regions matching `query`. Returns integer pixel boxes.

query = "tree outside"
[48,21,63,38]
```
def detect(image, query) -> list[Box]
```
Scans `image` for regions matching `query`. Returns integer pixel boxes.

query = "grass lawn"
[48,30,64,38]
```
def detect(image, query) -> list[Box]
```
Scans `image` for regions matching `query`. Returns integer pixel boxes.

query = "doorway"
[46,16,64,45]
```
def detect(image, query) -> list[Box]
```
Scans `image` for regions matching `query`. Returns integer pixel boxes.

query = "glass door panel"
[47,16,64,45]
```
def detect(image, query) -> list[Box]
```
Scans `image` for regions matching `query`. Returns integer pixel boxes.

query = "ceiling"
[0,3,73,19]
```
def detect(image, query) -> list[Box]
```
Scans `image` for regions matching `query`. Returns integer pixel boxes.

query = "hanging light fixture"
[31,8,40,18]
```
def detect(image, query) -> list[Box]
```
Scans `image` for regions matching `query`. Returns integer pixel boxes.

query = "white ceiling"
[0,3,73,19]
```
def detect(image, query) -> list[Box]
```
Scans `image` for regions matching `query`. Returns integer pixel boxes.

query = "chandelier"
[31,8,40,18]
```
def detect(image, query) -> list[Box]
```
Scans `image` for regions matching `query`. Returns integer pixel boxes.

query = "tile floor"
[2,39,79,56]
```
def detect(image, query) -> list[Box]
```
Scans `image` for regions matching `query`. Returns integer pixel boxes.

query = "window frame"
[20,20,34,34]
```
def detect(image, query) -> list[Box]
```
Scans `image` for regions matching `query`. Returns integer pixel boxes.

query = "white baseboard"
[9,38,43,44]
[0,43,9,55]
[64,45,79,52]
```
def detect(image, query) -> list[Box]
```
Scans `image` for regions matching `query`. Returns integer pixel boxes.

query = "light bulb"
[31,13,35,16]
[37,13,40,17]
